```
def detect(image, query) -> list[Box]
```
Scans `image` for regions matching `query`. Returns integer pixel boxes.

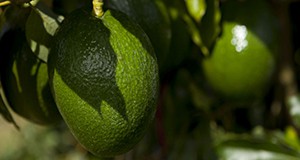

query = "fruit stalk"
[92,0,104,18]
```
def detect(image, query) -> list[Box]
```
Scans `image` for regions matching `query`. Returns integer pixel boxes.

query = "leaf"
[25,2,64,62]
[181,0,221,56]
[0,6,7,37]
[217,139,300,160]
[189,81,212,111]
[164,0,209,56]
[287,94,300,127]
[212,126,300,159]
[182,13,209,56]
[198,0,221,50]
[0,79,19,129]
[0,7,19,129]
[0,5,30,33]
[22,0,40,8]
[284,126,300,150]
[10,0,32,5]
[185,0,206,23]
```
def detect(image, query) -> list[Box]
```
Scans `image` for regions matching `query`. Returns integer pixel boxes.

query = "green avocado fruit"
[48,8,159,157]
[105,0,171,74]
[0,30,60,125]
[202,0,279,100]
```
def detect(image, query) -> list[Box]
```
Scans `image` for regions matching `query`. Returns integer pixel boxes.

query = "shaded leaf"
[10,0,32,5]
[9,0,40,7]
[0,6,19,129]
[0,7,8,37]
[25,2,64,62]
[0,79,19,129]
[168,137,198,160]
[217,138,300,160]
[164,0,209,56]
[182,13,209,56]
[163,69,194,149]
[193,113,217,159]
[189,81,212,111]
[198,0,221,50]
[0,5,30,34]
[181,0,221,56]
[185,0,206,22]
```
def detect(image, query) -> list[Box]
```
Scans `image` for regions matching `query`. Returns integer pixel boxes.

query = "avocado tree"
[1,0,300,159]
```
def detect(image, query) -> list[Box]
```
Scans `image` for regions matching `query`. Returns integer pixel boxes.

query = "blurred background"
[1,0,300,159]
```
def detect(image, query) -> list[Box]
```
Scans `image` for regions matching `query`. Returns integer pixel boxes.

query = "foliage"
[1,0,300,159]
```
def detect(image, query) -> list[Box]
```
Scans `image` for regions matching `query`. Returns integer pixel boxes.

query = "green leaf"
[25,2,64,62]
[198,0,221,50]
[284,126,300,151]
[0,79,19,129]
[9,0,40,7]
[10,0,32,5]
[164,0,209,56]
[182,13,209,56]
[0,5,30,31]
[181,0,221,56]
[189,82,212,111]
[0,6,6,36]
[185,0,206,22]
[217,137,300,160]
[23,0,40,8]
[0,5,21,129]
[287,94,300,127]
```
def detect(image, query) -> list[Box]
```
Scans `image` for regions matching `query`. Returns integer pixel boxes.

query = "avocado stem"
[0,1,11,7]
[92,0,104,18]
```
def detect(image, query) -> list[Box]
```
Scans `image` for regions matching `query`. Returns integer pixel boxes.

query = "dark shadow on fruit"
[106,1,170,75]
[49,9,128,120]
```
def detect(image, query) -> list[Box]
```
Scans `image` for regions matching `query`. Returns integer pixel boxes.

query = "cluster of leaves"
[1,0,300,159]
[150,0,300,159]
[0,0,61,127]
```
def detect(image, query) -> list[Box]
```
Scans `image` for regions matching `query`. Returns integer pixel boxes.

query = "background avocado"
[202,0,279,100]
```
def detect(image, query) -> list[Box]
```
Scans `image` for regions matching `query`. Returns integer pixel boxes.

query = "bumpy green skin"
[202,0,278,100]
[203,22,275,99]
[0,31,60,125]
[48,8,159,157]
[106,0,171,73]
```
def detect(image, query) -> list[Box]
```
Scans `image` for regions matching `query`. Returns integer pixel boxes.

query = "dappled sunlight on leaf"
[25,2,64,62]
